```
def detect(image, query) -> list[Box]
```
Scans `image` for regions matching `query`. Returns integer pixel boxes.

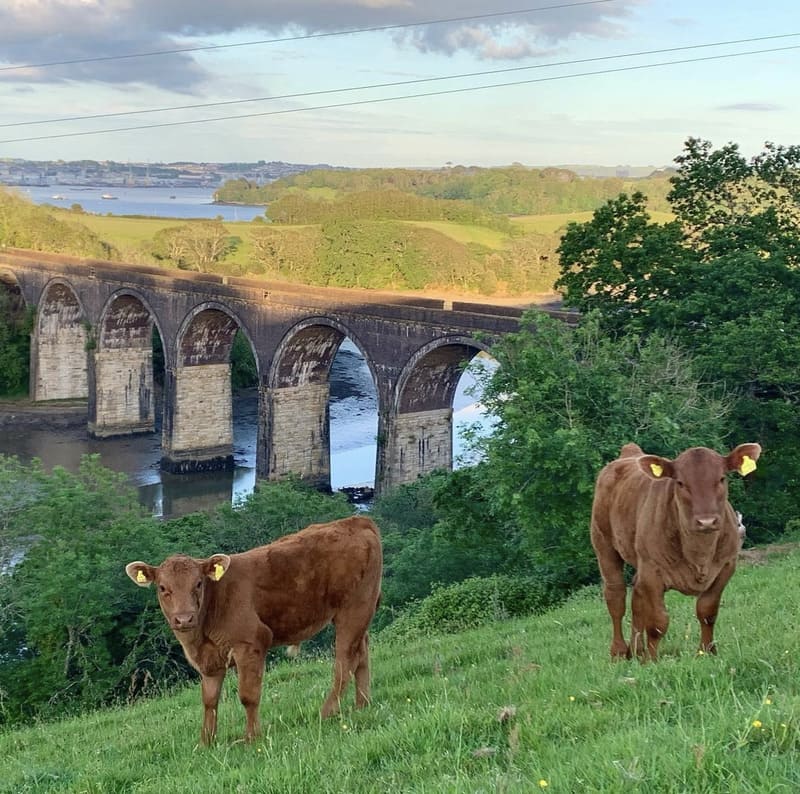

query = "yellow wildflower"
[538,780,549,789]
[752,720,762,729]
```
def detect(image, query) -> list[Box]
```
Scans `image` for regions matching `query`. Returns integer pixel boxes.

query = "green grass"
[512,210,674,235]
[401,220,512,249]
[2,547,799,793]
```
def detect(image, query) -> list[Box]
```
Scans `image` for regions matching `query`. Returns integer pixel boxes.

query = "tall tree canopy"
[556,138,800,536]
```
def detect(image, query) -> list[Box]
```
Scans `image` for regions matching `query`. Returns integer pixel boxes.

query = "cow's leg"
[200,671,225,746]
[322,607,374,718]
[353,634,370,709]
[696,564,735,654]
[631,573,668,660]
[591,532,630,658]
[232,626,271,742]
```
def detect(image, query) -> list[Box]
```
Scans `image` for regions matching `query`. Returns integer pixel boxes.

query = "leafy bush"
[0,456,180,724]
[380,574,556,642]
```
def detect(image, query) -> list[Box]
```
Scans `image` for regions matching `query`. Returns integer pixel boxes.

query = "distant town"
[0,158,337,189]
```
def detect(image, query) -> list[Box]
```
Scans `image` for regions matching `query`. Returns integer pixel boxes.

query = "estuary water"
[16,185,266,222]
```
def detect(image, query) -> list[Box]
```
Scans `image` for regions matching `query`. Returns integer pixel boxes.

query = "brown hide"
[126,516,382,745]
[590,443,761,660]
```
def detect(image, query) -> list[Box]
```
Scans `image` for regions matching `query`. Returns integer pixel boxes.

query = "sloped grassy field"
[2,548,799,794]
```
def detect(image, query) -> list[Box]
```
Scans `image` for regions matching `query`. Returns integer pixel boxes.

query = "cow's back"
[216,516,382,646]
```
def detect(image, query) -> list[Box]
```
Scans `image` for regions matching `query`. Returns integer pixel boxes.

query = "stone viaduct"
[0,247,571,496]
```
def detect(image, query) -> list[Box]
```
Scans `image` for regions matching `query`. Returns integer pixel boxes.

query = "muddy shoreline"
[0,400,88,429]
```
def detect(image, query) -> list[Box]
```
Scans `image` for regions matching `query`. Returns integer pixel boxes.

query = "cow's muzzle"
[694,515,720,532]
[171,613,198,631]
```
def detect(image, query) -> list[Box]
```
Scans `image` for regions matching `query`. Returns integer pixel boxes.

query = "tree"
[0,288,34,396]
[150,221,235,272]
[444,313,730,592]
[555,138,800,537]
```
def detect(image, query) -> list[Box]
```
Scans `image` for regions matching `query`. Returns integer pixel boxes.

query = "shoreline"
[0,399,88,429]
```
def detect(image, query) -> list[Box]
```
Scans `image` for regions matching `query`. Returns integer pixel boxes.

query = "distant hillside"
[214,165,674,216]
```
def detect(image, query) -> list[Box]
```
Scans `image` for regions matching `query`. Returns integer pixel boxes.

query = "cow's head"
[125,553,231,632]
[638,443,761,533]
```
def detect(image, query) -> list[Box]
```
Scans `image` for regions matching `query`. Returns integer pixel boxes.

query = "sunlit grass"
[512,210,674,235]
[401,220,512,249]
[2,547,798,793]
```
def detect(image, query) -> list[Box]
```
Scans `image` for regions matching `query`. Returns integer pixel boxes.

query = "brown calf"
[590,442,760,660]
[125,516,382,744]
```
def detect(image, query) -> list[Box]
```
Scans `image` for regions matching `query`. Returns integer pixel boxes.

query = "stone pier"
[89,348,154,437]
[380,407,453,493]
[262,382,331,489]
[161,362,234,473]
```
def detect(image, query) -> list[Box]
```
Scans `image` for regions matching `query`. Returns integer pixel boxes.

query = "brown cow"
[590,442,761,660]
[125,516,382,745]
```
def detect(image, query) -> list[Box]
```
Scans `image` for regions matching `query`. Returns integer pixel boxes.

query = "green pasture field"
[2,547,798,793]
[511,210,674,235]
[401,220,512,249]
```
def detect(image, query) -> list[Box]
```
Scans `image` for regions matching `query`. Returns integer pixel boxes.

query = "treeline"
[214,165,673,215]
[248,221,559,293]
[265,189,514,233]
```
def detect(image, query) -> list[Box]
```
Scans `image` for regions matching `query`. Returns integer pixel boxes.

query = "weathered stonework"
[31,320,88,401]
[89,348,154,437]
[161,363,233,472]
[382,407,453,492]
[264,382,331,489]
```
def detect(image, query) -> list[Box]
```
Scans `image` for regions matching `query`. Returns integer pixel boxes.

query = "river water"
[15,185,266,222]
[2,186,496,516]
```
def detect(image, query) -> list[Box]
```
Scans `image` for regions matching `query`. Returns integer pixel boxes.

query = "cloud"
[0,0,642,92]
[717,102,784,112]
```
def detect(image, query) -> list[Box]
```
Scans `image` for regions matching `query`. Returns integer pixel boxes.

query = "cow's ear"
[638,455,675,480]
[126,561,156,588]
[203,554,231,582]
[726,443,762,476]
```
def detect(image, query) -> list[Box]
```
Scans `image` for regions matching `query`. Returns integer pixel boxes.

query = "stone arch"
[381,335,492,493]
[89,289,164,437]
[395,335,492,414]
[31,278,89,401]
[177,302,257,371]
[263,317,377,490]
[0,268,26,311]
[162,302,257,473]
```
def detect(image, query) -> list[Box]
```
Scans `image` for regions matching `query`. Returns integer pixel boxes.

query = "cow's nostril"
[696,516,719,531]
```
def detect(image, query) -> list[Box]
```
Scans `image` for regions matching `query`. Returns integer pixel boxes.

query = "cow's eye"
[676,480,685,488]
[158,585,167,594]
[195,580,203,590]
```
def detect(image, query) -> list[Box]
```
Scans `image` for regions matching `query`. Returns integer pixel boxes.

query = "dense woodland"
[1,139,799,731]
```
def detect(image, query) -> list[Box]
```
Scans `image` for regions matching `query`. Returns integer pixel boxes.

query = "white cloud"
[0,0,642,91]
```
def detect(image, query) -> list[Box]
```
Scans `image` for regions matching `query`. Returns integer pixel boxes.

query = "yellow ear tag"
[650,463,663,478]
[136,570,147,584]
[739,455,757,476]
[213,563,225,581]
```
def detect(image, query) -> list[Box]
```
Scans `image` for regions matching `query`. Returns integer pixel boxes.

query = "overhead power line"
[4,32,798,131]
[0,0,615,73]
[2,44,797,146]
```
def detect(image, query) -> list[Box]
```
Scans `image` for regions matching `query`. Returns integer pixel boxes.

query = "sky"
[0,0,798,168]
